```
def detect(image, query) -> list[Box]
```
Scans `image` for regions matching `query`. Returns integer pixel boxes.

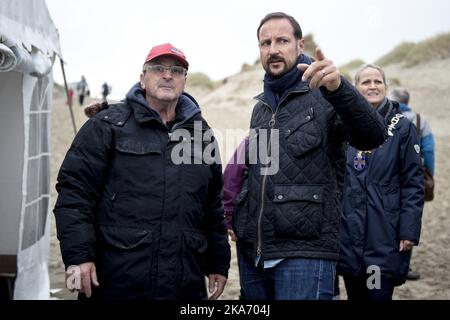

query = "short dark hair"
[257,12,303,41]
[391,87,410,105]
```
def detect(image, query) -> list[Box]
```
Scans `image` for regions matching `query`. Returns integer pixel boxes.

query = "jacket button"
[117,121,123,125]
[305,115,311,121]
[286,129,291,135]
[277,195,284,200]
[313,194,319,200]
[104,116,109,119]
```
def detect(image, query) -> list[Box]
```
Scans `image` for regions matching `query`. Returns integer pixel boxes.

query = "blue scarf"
[263,53,312,111]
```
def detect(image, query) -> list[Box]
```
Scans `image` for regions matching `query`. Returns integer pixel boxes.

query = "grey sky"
[46,0,450,98]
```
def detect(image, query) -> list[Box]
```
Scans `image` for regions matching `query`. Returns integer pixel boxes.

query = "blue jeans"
[238,253,336,300]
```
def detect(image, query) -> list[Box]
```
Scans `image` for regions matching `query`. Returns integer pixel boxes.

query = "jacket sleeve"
[419,115,435,175]
[53,118,112,267]
[321,77,387,150]
[398,121,424,244]
[421,134,435,175]
[223,137,248,230]
[204,155,231,278]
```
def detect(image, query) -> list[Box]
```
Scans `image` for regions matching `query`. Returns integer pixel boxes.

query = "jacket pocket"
[284,108,322,158]
[97,226,154,297]
[380,183,401,212]
[272,185,324,240]
[179,230,208,299]
[115,140,162,155]
[113,140,163,196]
[232,185,249,239]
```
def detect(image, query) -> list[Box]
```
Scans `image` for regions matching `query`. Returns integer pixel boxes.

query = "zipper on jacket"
[253,91,307,265]
[255,108,277,266]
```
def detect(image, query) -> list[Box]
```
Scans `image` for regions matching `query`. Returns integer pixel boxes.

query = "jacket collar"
[254,80,310,108]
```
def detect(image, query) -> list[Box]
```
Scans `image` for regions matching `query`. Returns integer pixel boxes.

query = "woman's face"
[356,67,387,108]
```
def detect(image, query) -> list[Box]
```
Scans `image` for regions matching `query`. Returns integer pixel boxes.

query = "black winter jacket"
[54,83,230,300]
[234,77,387,263]
[338,99,424,285]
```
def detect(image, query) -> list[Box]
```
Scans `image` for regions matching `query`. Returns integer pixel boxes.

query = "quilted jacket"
[234,77,387,263]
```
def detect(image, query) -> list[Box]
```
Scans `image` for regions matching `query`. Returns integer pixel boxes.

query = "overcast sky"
[46,0,450,98]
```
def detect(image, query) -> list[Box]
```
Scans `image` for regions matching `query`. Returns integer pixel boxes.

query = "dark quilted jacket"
[234,77,387,263]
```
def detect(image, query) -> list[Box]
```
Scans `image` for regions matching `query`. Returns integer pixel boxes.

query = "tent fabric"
[0,0,62,58]
[0,43,53,76]
[0,0,61,300]
[14,73,53,300]
[0,43,16,71]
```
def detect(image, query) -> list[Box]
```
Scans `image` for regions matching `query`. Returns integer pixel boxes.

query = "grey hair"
[390,87,410,104]
[354,63,387,86]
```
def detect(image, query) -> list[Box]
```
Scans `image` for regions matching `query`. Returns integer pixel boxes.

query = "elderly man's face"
[140,56,186,104]
[258,18,304,78]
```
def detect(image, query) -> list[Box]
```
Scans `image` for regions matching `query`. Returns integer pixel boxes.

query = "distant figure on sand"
[66,88,74,106]
[76,75,89,106]
[101,82,111,103]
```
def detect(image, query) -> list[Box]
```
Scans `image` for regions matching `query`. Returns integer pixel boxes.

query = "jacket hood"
[377,98,400,119]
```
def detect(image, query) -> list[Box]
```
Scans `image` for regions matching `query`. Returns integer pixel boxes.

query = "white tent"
[0,0,62,299]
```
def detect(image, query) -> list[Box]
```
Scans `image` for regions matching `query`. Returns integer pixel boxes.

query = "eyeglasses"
[143,64,187,77]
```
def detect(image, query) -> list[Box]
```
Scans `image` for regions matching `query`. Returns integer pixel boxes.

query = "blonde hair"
[354,63,387,86]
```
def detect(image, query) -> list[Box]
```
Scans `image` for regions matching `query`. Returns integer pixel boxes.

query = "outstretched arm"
[298,48,387,151]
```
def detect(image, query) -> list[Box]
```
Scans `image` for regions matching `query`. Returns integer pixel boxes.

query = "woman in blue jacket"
[338,64,424,300]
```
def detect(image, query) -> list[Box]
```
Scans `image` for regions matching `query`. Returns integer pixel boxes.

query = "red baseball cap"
[144,43,189,70]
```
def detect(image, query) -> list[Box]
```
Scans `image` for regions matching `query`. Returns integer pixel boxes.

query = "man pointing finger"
[232,11,387,300]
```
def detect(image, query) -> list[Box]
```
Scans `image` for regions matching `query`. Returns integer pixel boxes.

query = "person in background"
[223,137,248,300]
[66,87,74,107]
[101,82,111,103]
[76,75,89,106]
[338,64,424,300]
[391,86,435,281]
[233,12,387,300]
[54,43,230,301]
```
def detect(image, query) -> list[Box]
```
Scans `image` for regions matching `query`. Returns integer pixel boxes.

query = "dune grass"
[376,32,450,67]
[339,59,366,71]
[405,32,450,67]
[186,72,217,90]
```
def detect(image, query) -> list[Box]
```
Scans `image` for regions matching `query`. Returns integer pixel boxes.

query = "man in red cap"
[54,43,230,301]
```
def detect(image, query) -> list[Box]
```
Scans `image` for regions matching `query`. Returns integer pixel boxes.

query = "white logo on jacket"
[387,113,404,137]
[414,144,421,154]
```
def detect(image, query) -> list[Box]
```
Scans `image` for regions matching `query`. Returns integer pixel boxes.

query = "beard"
[264,55,286,77]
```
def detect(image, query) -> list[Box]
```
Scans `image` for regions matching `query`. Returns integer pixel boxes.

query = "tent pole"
[59,58,77,135]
